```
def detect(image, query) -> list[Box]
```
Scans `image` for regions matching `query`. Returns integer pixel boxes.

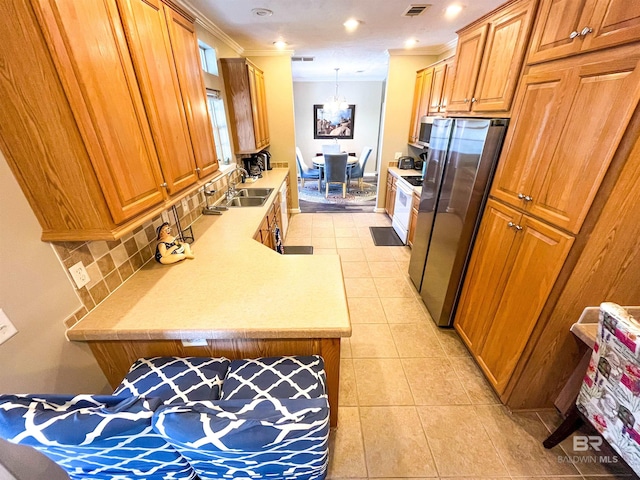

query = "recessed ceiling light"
[343,19,361,32]
[273,40,288,49]
[405,38,419,48]
[444,4,463,18]
[251,8,273,17]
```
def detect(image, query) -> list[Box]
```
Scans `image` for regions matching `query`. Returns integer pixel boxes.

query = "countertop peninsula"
[66,169,352,342]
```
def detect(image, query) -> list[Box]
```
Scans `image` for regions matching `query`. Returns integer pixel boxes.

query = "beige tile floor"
[285,212,636,480]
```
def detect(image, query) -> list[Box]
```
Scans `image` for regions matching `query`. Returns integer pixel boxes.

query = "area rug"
[297,180,377,206]
[369,227,404,246]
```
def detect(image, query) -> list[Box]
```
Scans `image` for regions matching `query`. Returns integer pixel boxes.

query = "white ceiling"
[183,0,506,81]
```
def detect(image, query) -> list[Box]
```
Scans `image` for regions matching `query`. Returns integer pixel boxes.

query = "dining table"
[312,155,359,191]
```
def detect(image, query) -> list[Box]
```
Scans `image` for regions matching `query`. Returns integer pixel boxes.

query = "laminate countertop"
[66,169,351,342]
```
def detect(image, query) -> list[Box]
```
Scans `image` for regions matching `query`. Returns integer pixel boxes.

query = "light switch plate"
[181,198,189,213]
[0,309,18,345]
[68,261,90,289]
[394,152,402,160]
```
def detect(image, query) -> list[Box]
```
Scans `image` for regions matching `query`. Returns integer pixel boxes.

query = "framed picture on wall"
[314,104,355,139]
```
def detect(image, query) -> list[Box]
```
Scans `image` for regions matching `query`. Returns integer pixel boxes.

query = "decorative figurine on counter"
[154,222,195,265]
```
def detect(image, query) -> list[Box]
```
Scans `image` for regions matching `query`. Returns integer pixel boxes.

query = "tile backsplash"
[54,172,234,329]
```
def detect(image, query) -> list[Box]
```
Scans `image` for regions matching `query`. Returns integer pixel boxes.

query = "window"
[198,41,218,76]
[207,90,232,164]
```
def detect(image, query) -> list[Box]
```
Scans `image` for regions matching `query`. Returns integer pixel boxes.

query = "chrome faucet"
[226,166,248,200]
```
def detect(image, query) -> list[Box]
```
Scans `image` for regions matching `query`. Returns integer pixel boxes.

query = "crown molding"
[172,0,244,55]
[386,37,458,57]
[244,49,296,58]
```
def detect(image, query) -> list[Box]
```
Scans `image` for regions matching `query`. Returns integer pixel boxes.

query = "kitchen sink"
[226,196,268,207]
[234,187,273,197]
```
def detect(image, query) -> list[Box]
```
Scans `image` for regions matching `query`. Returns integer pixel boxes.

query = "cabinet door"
[477,215,574,393]
[428,63,447,114]
[247,64,263,149]
[491,68,574,211]
[448,23,488,112]
[255,68,270,147]
[408,70,425,142]
[529,53,640,233]
[454,200,520,351]
[117,0,197,195]
[440,61,455,113]
[473,0,536,112]
[407,192,420,246]
[34,0,165,223]
[527,0,596,64]
[418,68,434,119]
[163,4,219,178]
[582,0,640,53]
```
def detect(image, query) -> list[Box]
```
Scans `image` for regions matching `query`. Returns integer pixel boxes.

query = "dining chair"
[543,303,640,475]
[295,147,320,187]
[321,144,341,154]
[348,146,373,190]
[323,153,348,198]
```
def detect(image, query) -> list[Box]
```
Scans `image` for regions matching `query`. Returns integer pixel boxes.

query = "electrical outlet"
[0,309,18,345]
[181,198,189,213]
[181,339,207,347]
[394,152,402,160]
[161,210,170,225]
[68,261,90,289]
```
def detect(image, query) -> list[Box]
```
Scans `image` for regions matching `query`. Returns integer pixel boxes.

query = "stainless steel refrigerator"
[408,117,508,327]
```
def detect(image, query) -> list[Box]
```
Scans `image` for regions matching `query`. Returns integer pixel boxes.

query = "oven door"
[392,180,413,244]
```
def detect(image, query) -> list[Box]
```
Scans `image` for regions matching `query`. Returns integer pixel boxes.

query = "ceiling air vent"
[403,4,431,17]
[292,56,315,62]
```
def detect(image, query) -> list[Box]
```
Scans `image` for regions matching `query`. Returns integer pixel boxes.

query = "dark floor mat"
[283,245,314,254]
[369,227,404,246]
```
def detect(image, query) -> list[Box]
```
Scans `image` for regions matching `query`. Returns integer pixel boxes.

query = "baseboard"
[373,208,386,213]
[290,208,301,214]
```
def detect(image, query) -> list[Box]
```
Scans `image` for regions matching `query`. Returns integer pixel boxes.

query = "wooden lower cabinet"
[407,191,420,246]
[455,199,574,394]
[253,201,282,251]
[385,174,397,217]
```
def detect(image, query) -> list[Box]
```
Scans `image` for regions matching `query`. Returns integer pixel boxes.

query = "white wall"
[293,81,383,175]
[0,150,109,394]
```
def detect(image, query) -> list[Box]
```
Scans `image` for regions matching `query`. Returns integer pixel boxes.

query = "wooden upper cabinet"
[428,61,449,114]
[449,0,537,114]
[408,66,436,144]
[528,0,640,64]
[163,5,219,178]
[116,0,197,195]
[448,23,488,112]
[220,58,270,153]
[30,0,166,225]
[476,213,574,393]
[408,70,426,143]
[492,45,640,233]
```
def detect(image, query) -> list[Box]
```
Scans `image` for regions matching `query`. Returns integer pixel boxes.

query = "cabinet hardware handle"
[160,182,168,188]
[581,26,593,36]
[507,221,516,228]
[515,225,523,231]
[518,193,525,199]
[471,97,477,103]
[569,30,581,39]
[524,195,533,202]
[463,98,469,103]
[195,167,201,172]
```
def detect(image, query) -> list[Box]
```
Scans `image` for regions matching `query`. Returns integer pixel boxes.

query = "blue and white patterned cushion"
[113,356,230,404]
[0,394,196,480]
[220,356,327,400]
[153,397,330,479]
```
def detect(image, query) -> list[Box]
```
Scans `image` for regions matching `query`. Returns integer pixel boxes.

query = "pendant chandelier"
[323,68,349,113]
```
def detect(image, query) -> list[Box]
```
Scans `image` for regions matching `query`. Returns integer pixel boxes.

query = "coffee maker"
[242,151,272,178]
